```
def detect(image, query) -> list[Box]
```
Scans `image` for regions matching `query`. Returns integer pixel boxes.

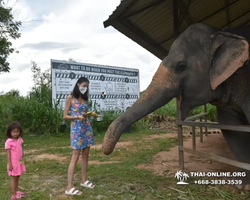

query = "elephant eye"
[175,62,187,73]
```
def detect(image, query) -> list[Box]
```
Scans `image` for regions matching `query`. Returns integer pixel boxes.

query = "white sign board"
[51,59,140,111]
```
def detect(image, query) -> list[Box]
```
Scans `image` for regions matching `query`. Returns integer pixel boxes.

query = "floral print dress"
[70,97,95,149]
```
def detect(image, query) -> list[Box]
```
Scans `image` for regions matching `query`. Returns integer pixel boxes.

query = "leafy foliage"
[11,97,64,135]
[30,61,51,89]
[87,99,122,133]
[11,62,63,135]
[0,62,64,136]
[153,99,217,122]
[0,3,21,72]
[90,111,122,133]
[140,91,217,121]
[0,92,19,135]
[5,88,20,98]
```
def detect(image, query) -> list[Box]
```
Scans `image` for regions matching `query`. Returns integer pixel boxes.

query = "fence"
[175,96,250,171]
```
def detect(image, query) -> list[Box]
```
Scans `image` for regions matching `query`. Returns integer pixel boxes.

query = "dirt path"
[24,116,235,177]
[136,132,235,177]
[28,141,134,164]
[30,131,234,178]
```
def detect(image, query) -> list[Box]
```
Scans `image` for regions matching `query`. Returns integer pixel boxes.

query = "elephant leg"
[217,108,250,190]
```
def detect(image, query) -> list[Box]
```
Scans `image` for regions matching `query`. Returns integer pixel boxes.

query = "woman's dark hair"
[6,121,23,138]
[72,77,89,101]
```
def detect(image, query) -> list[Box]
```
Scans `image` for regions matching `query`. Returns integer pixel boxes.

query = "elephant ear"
[209,31,249,90]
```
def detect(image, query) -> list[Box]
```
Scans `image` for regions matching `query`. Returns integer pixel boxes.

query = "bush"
[132,117,150,131]
[153,99,177,117]
[190,103,217,122]
[89,110,122,134]
[11,97,64,135]
[0,93,19,136]
[2,62,66,135]
[153,98,217,122]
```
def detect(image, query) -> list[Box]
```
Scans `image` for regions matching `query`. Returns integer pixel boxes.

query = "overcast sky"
[1,0,161,96]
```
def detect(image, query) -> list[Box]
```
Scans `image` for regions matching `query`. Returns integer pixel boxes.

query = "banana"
[83,111,91,116]
[83,111,99,117]
[91,112,99,117]
[86,111,92,115]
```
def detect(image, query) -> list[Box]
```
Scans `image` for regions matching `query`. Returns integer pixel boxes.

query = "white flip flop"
[65,187,82,195]
[80,180,95,189]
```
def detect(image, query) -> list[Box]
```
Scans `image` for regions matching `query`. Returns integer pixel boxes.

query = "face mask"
[79,86,87,94]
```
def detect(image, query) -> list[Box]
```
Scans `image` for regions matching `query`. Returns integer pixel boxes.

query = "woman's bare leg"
[66,149,82,194]
[81,147,90,184]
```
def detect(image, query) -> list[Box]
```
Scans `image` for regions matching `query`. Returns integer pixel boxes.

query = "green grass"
[1,130,249,200]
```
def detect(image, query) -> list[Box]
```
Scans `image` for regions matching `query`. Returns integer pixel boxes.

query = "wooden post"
[173,0,184,170]
[200,116,203,142]
[176,96,184,169]
[192,126,196,150]
[204,104,208,136]
[173,0,179,38]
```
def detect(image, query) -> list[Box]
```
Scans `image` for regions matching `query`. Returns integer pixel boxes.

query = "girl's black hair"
[71,77,89,101]
[6,121,23,138]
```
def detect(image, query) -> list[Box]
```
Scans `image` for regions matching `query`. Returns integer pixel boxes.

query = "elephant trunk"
[102,63,179,155]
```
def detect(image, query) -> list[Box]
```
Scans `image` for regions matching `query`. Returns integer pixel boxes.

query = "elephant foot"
[233,170,250,191]
[244,184,250,191]
[235,184,250,191]
[234,175,250,191]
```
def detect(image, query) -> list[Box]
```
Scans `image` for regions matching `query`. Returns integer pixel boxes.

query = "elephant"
[102,23,250,189]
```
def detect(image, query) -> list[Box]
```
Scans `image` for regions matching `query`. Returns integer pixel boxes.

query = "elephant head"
[102,23,249,155]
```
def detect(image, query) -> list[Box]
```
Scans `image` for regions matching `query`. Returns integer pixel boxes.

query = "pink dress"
[5,137,26,176]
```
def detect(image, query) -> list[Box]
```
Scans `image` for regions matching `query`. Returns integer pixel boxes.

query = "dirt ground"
[31,117,236,179]
[136,132,235,177]
[135,117,235,177]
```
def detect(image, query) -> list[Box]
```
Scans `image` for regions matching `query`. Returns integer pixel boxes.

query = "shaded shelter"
[103,0,250,171]
[104,0,250,59]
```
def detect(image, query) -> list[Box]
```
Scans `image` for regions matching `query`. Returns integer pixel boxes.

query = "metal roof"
[104,0,250,59]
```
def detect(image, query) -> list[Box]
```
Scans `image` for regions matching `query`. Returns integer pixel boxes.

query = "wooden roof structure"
[104,0,250,60]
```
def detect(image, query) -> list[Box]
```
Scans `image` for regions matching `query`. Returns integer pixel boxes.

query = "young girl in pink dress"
[5,121,26,199]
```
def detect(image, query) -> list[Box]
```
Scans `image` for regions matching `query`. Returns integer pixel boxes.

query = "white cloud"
[0,0,161,96]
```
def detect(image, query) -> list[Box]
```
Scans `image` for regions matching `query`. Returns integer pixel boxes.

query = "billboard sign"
[51,59,140,111]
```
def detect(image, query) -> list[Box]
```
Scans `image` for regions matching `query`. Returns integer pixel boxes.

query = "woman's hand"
[78,115,86,122]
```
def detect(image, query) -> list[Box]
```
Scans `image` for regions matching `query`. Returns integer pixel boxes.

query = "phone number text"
[194,180,242,185]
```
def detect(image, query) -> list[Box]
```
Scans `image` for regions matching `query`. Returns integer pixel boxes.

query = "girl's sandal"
[17,191,26,198]
[11,194,23,199]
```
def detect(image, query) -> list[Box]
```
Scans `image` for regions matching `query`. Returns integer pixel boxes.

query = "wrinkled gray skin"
[103,23,250,189]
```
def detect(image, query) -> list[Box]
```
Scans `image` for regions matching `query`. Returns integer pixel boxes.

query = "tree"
[31,61,51,88]
[68,58,76,62]
[5,89,20,98]
[0,1,21,72]
[30,61,51,104]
